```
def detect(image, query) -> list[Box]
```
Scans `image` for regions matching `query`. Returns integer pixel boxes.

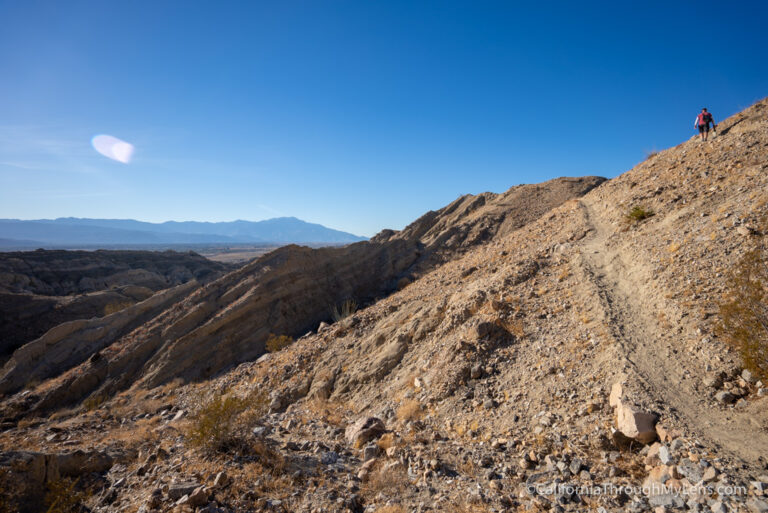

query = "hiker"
[694,108,716,141]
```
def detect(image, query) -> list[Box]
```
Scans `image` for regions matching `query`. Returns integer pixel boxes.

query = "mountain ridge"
[0,216,366,247]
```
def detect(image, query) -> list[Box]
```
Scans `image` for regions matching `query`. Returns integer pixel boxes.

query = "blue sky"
[1,1,766,237]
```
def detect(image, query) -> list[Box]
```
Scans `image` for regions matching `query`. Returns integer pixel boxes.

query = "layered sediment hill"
[1,99,767,513]
[0,250,230,359]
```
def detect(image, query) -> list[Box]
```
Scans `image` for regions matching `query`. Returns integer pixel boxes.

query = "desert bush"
[626,206,655,222]
[45,478,88,513]
[377,432,396,450]
[716,242,768,382]
[396,398,423,422]
[82,394,106,411]
[331,299,357,322]
[362,463,409,496]
[186,389,269,453]
[644,150,659,160]
[266,333,293,353]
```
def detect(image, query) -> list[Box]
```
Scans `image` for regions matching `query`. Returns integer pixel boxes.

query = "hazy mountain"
[0,217,366,248]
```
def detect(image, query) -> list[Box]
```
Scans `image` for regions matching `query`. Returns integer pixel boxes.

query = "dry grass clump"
[377,432,396,451]
[45,477,89,513]
[396,399,423,422]
[306,397,345,426]
[716,236,768,382]
[626,205,655,222]
[186,389,269,453]
[362,463,410,496]
[265,333,293,353]
[331,299,357,322]
[82,394,107,411]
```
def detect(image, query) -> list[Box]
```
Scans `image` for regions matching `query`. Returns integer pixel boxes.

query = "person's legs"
[704,124,710,141]
[699,125,705,141]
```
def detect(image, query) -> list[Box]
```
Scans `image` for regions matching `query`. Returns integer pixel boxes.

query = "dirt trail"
[575,197,768,464]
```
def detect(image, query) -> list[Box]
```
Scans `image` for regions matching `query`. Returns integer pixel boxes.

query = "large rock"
[57,449,113,476]
[345,417,386,447]
[616,403,657,444]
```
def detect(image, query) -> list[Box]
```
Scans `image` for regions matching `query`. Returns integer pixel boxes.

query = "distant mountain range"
[0,217,366,249]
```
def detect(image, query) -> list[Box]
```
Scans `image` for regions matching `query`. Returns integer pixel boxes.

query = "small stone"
[212,471,229,488]
[344,417,385,447]
[743,369,757,383]
[321,451,339,465]
[710,500,727,513]
[658,445,673,465]
[470,364,483,380]
[747,499,768,513]
[715,391,736,404]
[568,458,584,475]
[702,467,718,483]
[362,443,378,462]
[252,425,271,437]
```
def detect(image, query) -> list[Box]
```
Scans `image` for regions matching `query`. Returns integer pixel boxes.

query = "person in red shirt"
[694,108,717,141]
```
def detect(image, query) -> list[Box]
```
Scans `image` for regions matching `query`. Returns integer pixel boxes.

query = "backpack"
[697,112,712,126]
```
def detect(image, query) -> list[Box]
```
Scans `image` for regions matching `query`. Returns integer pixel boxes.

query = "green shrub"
[716,243,768,382]
[331,299,357,322]
[186,389,269,453]
[265,333,293,353]
[626,206,655,222]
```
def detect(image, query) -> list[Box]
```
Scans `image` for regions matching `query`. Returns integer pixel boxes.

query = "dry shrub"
[266,333,293,353]
[377,432,396,451]
[362,463,409,496]
[45,478,88,513]
[306,397,344,426]
[331,299,357,322]
[717,238,768,382]
[82,394,106,411]
[396,399,423,423]
[186,389,269,453]
[626,205,655,222]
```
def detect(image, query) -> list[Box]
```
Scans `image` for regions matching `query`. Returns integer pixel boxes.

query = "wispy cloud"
[257,204,286,217]
[0,125,103,175]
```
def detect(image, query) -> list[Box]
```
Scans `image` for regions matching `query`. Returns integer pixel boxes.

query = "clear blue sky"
[1,1,766,237]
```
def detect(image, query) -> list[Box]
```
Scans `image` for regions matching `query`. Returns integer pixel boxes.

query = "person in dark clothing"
[694,108,716,141]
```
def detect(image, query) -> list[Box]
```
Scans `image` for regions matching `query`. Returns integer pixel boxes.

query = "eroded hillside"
[0,177,602,415]
[0,250,231,359]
